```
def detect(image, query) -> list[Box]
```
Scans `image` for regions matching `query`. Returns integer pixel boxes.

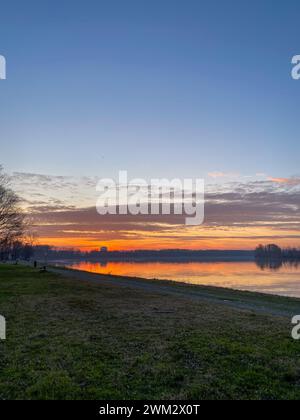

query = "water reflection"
[63,260,300,298]
[255,258,300,271]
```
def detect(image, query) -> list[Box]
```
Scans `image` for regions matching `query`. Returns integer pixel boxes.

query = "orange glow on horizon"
[34,219,300,252]
[37,234,300,252]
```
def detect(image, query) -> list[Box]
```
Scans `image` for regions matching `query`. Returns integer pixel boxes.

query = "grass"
[0,264,300,400]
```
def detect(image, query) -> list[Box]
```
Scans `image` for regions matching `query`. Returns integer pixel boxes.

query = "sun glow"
[38,223,300,251]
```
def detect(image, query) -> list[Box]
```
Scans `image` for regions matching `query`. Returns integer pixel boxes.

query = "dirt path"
[48,267,300,318]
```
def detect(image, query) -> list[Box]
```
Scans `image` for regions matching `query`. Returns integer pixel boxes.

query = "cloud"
[28,184,300,242]
[208,171,240,179]
[268,177,300,186]
[11,171,300,248]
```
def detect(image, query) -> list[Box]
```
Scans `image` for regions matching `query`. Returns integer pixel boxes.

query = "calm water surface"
[64,260,300,298]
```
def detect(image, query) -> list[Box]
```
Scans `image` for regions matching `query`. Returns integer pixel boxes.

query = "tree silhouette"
[0,167,25,258]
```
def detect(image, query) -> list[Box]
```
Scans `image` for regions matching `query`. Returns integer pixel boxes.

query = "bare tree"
[0,167,25,257]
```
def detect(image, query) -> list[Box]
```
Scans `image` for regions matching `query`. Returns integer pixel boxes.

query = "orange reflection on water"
[66,260,300,298]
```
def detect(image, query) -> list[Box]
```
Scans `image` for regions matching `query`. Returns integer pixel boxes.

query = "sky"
[1,1,300,250]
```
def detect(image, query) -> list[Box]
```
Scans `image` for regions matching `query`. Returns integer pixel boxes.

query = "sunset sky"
[1,1,300,250]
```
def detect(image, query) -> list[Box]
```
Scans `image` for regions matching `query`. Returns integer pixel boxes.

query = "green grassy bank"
[0,264,300,400]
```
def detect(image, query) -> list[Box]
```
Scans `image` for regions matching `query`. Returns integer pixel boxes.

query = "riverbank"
[54,259,300,299]
[1,264,300,399]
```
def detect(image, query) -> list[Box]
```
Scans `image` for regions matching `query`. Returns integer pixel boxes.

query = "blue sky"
[0,0,299,180]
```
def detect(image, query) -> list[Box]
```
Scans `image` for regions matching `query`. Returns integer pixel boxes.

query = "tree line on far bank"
[255,244,300,261]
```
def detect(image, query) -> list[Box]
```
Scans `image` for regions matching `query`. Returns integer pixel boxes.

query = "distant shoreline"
[36,249,255,263]
[49,255,254,263]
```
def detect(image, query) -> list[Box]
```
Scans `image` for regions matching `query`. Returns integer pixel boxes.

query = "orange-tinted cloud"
[268,177,300,186]
[13,172,300,251]
[30,187,300,250]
